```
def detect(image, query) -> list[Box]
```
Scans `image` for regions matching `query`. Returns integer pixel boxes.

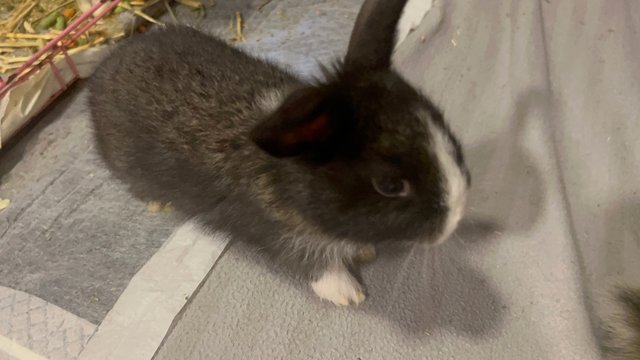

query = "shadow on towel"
[355,91,550,338]
[463,90,548,235]
[360,229,505,338]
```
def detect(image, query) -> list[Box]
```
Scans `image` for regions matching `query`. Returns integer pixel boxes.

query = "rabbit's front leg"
[311,263,366,306]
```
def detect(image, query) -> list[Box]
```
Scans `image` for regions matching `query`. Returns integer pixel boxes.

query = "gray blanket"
[154,1,640,359]
[1,0,636,358]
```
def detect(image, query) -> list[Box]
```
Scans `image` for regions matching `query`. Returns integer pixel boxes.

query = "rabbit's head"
[251,0,469,245]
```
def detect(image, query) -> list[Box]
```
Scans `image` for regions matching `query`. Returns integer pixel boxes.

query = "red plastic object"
[0,0,122,110]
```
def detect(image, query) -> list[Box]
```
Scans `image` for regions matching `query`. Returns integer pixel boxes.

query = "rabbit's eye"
[372,177,412,198]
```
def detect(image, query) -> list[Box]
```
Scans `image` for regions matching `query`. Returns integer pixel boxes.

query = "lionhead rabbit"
[88,0,470,306]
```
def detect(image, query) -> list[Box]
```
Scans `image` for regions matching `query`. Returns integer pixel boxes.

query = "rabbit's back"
[88,26,299,207]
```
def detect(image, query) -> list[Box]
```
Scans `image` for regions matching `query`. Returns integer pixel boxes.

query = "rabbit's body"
[91,28,298,205]
[89,0,470,306]
[89,27,368,274]
[601,285,640,360]
[90,28,355,276]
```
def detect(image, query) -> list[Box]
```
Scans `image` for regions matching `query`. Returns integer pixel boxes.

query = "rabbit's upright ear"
[250,87,354,160]
[344,0,409,70]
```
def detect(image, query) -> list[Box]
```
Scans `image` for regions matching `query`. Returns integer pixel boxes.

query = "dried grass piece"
[232,11,245,43]
[141,0,162,10]
[3,33,57,40]
[117,1,165,25]
[2,1,38,33]
[176,0,203,9]
[0,55,32,63]
[0,41,42,48]
[0,199,10,212]
[0,64,21,73]
[23,21,36,33]
[163,0,179,24]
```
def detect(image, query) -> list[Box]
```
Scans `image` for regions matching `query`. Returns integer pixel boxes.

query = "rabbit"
[599,284,640,359]
[87,0,470,306]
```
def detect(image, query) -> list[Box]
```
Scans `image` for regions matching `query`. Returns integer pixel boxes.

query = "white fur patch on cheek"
[429,122,468,245]
[311,267,365,306]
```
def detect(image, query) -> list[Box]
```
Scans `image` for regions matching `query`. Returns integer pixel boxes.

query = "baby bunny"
[88,0,469,306]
